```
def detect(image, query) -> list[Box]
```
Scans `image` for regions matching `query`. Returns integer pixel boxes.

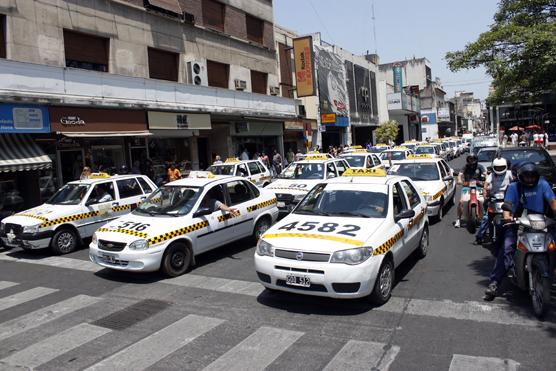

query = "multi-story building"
[0,0,296,210]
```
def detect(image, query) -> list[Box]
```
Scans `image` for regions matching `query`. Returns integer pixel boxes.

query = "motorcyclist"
[475,157,513,244]
[453,154,485,228]
[483,162,556,301]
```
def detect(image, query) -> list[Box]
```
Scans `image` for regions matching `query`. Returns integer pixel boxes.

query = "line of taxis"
[0,147,458,303]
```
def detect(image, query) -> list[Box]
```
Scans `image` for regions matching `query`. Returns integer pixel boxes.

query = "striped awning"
[0,134,52,173]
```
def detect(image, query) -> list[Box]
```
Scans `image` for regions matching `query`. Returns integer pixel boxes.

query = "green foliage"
[375,120,399,143]
[445,0,556,104]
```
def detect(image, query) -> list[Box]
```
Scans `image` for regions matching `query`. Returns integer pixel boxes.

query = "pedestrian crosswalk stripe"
[323,340,400,371]
[0,281,18,291]
[1,323,110,369]
[449,354,520,371]
[0,251,101,272]
[202,326,304,371]
[0,287,58,311]
[85,314,224,371]
[165,274,264,297]
[0,295,100,341]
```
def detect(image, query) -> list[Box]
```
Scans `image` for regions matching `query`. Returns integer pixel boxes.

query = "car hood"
[3,204,80,227]
[266,180,321,194]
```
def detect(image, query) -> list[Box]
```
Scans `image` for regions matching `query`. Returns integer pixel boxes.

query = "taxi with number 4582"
[254,167,429,303]
[89,172,278,277]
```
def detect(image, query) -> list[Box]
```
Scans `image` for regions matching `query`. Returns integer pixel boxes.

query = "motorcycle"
[502,207,555,318]
[462,180,484,233]
[483,192,505,244]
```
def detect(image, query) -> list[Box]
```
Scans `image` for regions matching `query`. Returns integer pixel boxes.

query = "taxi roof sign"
[351,149,368,153]
[342,168,387,177]
[305,154,329,161]
[89,172,111,179]
[393,146,408,149]
[407,154,434,159]
[224,158,239,163]
[375,143,389,147]
[350,145,363,149]
[188,171,215,178]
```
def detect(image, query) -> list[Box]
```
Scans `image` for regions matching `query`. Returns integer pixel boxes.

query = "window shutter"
[251,70,267,94]
[64,30,109,66]
[148,47,179,82]
[246,14,263,44]
[202,0,225,31]
[207,60,229,88]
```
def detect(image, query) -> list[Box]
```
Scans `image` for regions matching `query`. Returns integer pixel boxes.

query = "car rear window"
[499,149,551,166]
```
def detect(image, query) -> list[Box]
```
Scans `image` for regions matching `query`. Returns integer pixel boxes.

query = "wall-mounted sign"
[50,107,147,132]
[420,110,437,124]
[393,64,404,93]
[60,116,85,126]
[148,111,211,130]
[321,113,337,123]
[293,36,316,97]
[0,104,50,133]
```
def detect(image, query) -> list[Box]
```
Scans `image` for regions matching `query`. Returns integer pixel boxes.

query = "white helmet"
[492,157,508,175]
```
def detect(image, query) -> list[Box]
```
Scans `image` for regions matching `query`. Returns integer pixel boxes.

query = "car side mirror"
[443,176,453,182]
[501,203,512,212]
[394,209,415,222]
[193,207,212,218]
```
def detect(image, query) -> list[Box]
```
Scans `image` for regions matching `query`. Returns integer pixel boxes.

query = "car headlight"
[256,240,274,257]
[129,239,149,250]
[330,247,372,265]
[23,224,40,234]
[91,232,98,245]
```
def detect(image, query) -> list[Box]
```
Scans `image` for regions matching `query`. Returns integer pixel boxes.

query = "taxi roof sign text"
[342,168,387,177]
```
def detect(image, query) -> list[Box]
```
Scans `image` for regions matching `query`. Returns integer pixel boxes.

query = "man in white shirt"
[240,148,249,161]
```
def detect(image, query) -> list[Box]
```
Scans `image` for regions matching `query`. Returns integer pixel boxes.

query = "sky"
[273,0,498,100]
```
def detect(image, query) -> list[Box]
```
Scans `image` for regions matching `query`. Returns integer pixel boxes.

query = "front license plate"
[101,253,118,263]
[277,201,285,208]
[286,274,311,287]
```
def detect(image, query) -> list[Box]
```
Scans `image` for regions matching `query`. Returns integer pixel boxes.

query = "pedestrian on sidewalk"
[80,167,92,180]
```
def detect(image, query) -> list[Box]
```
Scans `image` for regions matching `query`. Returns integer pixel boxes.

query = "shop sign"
[393,64,404,93]
[56,136,81,149]
[318,125,326,133]
[420,110,437,124]
[437,107,450,121]
[321,113,336,123]
[147,111,211,130]
[293,36,316,97]
[50,107,147,133]
[0,103,50,133]
[60,116,85,126]
[284,121,304,130]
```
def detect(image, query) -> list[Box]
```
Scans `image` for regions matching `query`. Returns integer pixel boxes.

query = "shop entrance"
[234,137,280,159]
[91,144,125,173]
[57,149,84,184]
[197,137,209,170]
[321,126,342,151]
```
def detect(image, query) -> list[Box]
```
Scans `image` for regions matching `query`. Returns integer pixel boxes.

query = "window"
[226,180,253,206]
[246,181,260,198]
[335,160,347,176]
[246,14,264,44]
[137,177,153,194]
[148,47,178,82]
[278,43,293,98]
[117,178,143,199]
[199,185,226,213]
[88,182,115,204]
[401,181,420,209]
[63,30,109,72]
[207,60,229,88]
[251,70,267,94]
[0,14,6,59]
[438,162,447,178]
[256,161,267,173]
[393,183,408,216]
[326,163,337,178]
[372,154,381,167]
[202,0,225,32]
[235,163,248,177]
[247,161,261,175]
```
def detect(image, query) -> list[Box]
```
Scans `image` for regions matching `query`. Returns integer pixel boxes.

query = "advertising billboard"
[314,44,349,121]
[437,107,450,121]
[393,64,403,93]
[293,36,316,97]
[420,110,437,124]
[0,104,50,133]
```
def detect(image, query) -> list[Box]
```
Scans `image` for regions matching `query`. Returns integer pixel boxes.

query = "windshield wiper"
[333,211,370,218]
[294,209,329,216]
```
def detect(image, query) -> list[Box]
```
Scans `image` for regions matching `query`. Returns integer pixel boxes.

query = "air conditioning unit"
[187,61,207,86]
[296,104,306,118]
[183,12,195,24]
[234,79,247,91]
[269,86,280,96]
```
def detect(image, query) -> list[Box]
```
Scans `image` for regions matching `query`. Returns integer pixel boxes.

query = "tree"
[445,0,556,104]
[375,120,399,143]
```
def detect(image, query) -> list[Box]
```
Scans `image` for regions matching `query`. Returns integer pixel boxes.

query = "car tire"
[434,200,444,223]
[51,228,78,255]
[161,242,191,277]
[415,226,429,259]
[252,217,271,241]
[369,258,394,305]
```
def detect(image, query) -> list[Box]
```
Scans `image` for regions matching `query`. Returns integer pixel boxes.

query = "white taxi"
[89,172,278,277]
[414,145,440,158]
[388,154,456,221]
[254,168,429,303]
[266,154,350,214]
[0,174,156,254]
[379,147,413,170]
[207,158,272,187]
[368,143,391,154]
[339,149,383,170]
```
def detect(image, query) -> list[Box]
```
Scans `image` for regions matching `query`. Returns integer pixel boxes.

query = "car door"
[223,179,257,237]
[325,162,338,179]
[247,161,263,186]
[115,178,144,217]
[390,182,411,265]
[82,180,117,237]
[334,160,348,175]
[136,176,155,200]
[400,180,426,254]
[440,160,455,198]
[195,184,231,252]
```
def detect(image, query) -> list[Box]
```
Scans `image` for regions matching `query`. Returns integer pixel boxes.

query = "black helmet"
[517,162,540,187]
[466,154,478,165]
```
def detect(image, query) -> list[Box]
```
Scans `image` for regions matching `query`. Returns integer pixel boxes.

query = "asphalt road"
[0,155,555,371]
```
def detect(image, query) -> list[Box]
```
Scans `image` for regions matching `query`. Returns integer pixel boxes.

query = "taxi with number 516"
[254,168,429,303]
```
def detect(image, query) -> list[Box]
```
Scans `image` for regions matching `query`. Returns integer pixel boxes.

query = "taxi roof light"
[305,154,329,161]
[224,158,240,163]
[342,168,387,177]
[188,171,215,179]
[89,172,111,179]
[407,154,434,159]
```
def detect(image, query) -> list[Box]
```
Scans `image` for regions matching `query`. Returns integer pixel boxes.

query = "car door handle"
[112,202,119,206]
[140,196,147,201]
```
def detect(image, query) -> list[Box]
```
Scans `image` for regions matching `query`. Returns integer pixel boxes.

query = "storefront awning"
[0,134,52,173]
[59,131,152,138]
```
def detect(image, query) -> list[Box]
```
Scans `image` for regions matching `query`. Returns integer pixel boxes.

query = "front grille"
[277,279,327,292]
[98,239,127,252]
[332,282,361,293]
[275,249,330,262]
[275,265,324,275]
[276,193,294,203]
[4,223,23,236]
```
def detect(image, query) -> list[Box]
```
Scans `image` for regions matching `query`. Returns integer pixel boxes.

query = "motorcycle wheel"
[530,256,551,319]
[467,205,477,234]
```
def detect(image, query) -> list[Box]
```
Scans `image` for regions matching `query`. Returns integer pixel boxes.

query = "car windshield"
[341,156,366,167]
[389,163,440,181]
[415,146,435,154]
[135,185,201,216]
[369,147,386,153]
[403,144,416,150]
[278,162,324,179]
[46,184,90,205]
[380,151,405,161]
[207,165,234,175]
[478,150,497,162]
[500,149,552,167]
[295,184,388,218]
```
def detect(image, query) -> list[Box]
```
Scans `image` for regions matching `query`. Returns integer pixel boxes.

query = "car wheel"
[434,200,444,222]
[161,242,191,277]
[51,228,78,255]
[370,258,394,305]
[415,226,429,259]
[253,217,271,241]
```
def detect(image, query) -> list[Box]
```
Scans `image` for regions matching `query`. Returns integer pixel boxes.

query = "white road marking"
[202,326,304,371]
[165,274,264,297]
[1,323,110,369]
[449,354,520,371]
[323,340,400,371]
[0,251,101,272]
[0,281,18,291]
[0,295,100,341]
[86,314,223,371]
[0,287,58,311]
